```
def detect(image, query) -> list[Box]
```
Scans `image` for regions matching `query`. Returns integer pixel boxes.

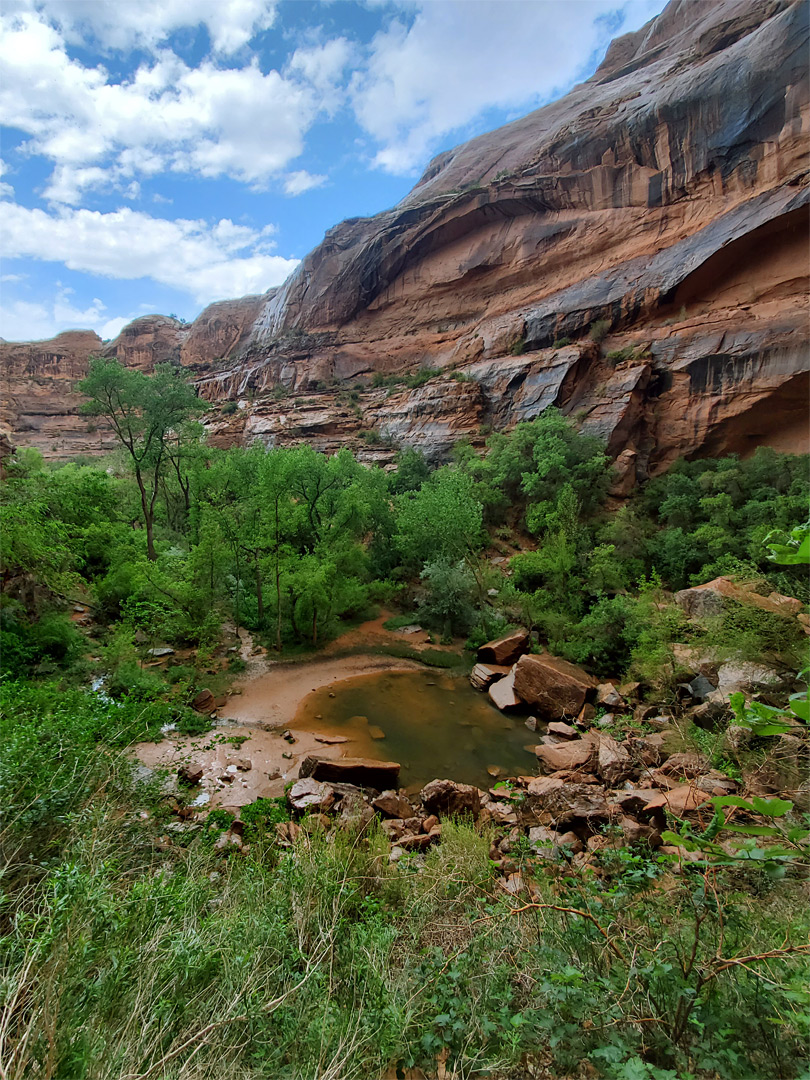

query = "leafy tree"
[78,357,202,560]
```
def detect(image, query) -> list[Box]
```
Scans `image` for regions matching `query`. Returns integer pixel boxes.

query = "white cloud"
[0,9,340,200]
[352,0,665,174]
[0,285,134,342]
[0,158,13,198]
[283,170,327,196]
[0,201,299,305]
[18,0,278,55]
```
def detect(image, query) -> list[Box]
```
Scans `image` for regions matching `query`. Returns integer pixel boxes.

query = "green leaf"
[722,824,781,837]
[751,796,793,818]
[711,796,754,811]
[788,693,809,723]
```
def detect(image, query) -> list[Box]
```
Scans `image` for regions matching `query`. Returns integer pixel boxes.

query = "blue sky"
[0,0,665,342]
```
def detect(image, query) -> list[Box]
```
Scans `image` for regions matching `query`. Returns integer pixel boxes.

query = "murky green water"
[293,669,537,791]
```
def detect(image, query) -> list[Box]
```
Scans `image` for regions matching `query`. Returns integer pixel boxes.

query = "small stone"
[178,763,203,785]
[525,716,538,732]
[368,725,386,740]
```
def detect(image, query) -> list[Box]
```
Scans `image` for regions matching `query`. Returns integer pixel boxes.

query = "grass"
[2,665,809,1078]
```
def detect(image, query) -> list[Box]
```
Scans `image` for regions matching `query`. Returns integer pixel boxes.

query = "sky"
[0,0,666,343]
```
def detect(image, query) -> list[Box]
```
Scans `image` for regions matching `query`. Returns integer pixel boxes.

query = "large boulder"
[488,669,521,711]
[287,778,336,812]
[597,734,633,786]
[535,736,597,774]
[420,778,481,817]
[299,755,400,789]
[513,654,596,720]
[526,776,609,823]
[477,631,529,666]
[675,577,805,623]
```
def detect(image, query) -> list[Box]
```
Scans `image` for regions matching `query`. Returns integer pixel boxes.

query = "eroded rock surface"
[2,0,807,471]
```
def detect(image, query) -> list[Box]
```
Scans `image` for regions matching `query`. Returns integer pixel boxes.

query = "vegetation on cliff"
[1,359,808,1079]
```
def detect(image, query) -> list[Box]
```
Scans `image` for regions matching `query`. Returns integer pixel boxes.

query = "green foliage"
[589,318,611,343]
[418,559,477,638]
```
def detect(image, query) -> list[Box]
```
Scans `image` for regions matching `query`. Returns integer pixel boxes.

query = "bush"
[589,318,611,343]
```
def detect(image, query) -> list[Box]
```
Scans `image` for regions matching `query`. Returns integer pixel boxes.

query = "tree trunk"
[135,465,157,561]
[256,560,265,626]
[275,558,282,652]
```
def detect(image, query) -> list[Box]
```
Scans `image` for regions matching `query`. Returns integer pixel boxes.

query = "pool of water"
[292,669,538,791]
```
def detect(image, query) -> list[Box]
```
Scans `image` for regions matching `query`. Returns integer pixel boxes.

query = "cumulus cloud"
[283,170,327,196]
[14,0,278,55]
[0,158,13,198]
[0,285,134,342]
[352,0,665,174]
[0,9,333,200]
[0,201,299,304]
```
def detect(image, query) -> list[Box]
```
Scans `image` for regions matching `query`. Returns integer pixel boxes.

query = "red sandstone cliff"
[1,0,807,474]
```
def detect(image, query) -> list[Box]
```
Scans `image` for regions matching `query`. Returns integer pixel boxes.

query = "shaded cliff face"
[2,0,808,474]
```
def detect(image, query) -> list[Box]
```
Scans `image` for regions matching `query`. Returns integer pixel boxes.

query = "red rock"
[488,669,521,711]
[372,791,413,819]
[657,752,710,779]
[597,735,633,786]
[596,683,624,708]
[178,763,203,785]
[548,721,577,738]
[526,778,609,823]
[535,737,597,774]
[469,663,512,691]
[288,779,335,812]
[477,631,529,666]
[191,688,215,713]
[513,654,596,720]
[420,778,481,817]
[300,756,400,789]
[643,785,712,816]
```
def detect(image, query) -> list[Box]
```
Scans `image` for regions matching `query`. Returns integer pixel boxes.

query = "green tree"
[78,358,202,560]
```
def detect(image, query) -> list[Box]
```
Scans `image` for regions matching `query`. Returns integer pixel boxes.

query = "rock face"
[513,654,597,720]
[2,0,808,471]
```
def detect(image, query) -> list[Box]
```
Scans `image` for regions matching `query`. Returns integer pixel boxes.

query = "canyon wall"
[1,0,807,477]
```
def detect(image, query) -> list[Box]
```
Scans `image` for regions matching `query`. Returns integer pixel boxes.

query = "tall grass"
[1,680,808,1079]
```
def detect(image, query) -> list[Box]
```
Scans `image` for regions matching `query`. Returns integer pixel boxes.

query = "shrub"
[221,401,238,415]
[589,318,610,343]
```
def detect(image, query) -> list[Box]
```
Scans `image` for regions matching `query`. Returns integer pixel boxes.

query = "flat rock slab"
[300,755,400,789]
[513,653,596,720]
[469,663,512,691]
[477,631,529,666]
[488,669,521,711]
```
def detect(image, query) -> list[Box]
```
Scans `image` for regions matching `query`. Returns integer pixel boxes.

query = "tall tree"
[78,358,202,560]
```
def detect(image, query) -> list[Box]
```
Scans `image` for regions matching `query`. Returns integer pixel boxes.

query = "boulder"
[535,737,597,774]
[399,826,442,851]
[469,662,511,691]
[513,653,596,720]
[625,733,669,767]
[597,734,633,786]
[372,791,413,819]
[675,577,805,622]
[299,755,400,789]
[619,816,661,847]
[288,778,336,813]
[488,669,521,711]
[177,762,203,786]
[548,721,577,738]
[191,688,215,713]
[477,631,529,666]
[644,784,712,817]
[715,661,783,696]
[596,683,624,708]
[420,778,481,817]
[526,776,609,823]
[658,752,710,779]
